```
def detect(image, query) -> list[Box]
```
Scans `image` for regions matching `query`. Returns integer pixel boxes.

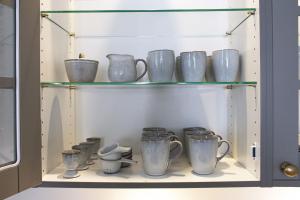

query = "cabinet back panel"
[74,87,229,154]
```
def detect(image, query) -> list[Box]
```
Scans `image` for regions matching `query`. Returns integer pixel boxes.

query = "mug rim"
[180,51,207,55]
[87,137,101,141]
[183,127,207,132]
[79,141,95,146]
[62,150,80,155]
[148,49,175,54]
[106,54,134,58]
[212,49,239,54]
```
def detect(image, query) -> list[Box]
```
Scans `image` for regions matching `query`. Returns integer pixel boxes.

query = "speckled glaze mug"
[180,51,207,82]
[189,134,230,175]
[212,49,240,82]
[147,50,175,82]
[141,136,183,176]
[183,127,222,163]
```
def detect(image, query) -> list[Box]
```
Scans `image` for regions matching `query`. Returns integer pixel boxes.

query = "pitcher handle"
[169,140,183,163]
[135,59,148,81]
[216,140,230,162]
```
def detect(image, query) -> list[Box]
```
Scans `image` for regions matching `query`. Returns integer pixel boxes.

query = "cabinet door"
[0,0,41,199]
[0,1,20,198]
[271,0,300,186]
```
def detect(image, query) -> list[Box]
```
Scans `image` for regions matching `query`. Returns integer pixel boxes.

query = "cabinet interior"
[40,0,261,184]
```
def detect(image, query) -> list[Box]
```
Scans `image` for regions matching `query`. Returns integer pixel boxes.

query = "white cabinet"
[40,0,261,187]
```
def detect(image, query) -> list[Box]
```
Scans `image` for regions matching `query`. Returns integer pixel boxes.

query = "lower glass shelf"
[41,81,257,88]
[42,155,258,184]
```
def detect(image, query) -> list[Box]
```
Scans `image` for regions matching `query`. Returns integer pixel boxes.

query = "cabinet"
[1,0,300,199]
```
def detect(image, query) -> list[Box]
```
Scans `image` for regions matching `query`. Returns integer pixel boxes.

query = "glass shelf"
[41,81,257,88]
[40,8,256,14]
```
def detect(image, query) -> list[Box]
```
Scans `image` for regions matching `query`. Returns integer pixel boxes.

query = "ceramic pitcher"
[189,134,230,175]
[107,54,147,82]
[141,136,183,176]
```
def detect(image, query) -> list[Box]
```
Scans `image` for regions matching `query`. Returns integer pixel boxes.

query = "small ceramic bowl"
[65,59,99,82]
[100,158,137,174]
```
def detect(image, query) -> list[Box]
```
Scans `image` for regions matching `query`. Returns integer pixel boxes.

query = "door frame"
[0,0,41,199]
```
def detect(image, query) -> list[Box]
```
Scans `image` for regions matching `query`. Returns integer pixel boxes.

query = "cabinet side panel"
[40,1,75,177]
[228,0,261,179]
[41,88,75,175]
[18,0,42,191]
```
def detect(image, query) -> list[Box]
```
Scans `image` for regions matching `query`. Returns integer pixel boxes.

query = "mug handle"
[135,59,148,81]
[209,131,223,147]
[169,140,183,162]
[167,131,179,141]
[217,140,230,162]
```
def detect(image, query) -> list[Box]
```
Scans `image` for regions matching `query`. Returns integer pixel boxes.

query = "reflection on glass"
[0,1,15,77]
[0,89,15,167]
[0,0,16,168]
[299,17,300,79]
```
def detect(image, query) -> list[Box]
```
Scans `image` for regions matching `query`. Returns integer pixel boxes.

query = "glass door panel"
[0,89,15,167]
[0,0,15,77]
[0,0,17,169]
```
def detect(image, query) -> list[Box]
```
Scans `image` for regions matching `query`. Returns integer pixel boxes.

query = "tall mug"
[147,50,175,82]
[212,49,240,82]
[180,51,207,82]
[189,134,230,175]
[141,136,182,176]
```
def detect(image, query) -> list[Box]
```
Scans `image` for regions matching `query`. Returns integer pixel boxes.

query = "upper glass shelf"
[41,81,257,88]
[40,8,256,14]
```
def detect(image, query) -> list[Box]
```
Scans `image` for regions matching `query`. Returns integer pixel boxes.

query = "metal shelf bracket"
[41,13,75,37]
[226,11,255,36]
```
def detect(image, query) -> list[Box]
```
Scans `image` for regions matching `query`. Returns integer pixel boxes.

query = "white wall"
[8,187,300,200]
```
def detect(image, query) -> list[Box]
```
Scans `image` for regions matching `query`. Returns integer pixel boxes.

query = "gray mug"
[147,50,175,82]
[180,51,207,82]
[141,136,183,176]
[184,128,223,163]
[189,134,230,175]
[212,49,240,82]
[142,127,178,140]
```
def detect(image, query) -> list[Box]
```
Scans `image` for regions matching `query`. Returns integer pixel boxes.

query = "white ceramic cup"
[212,49,240,82]
[141,136,183,176]
[147,50,175,82]
[180,51,207,82]
[189,135,230,175]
